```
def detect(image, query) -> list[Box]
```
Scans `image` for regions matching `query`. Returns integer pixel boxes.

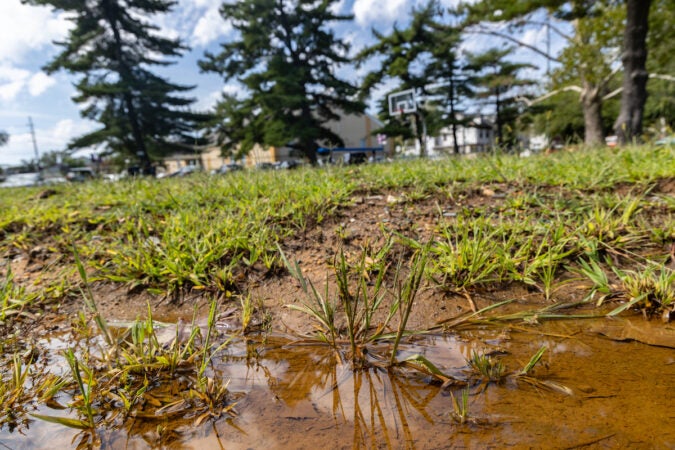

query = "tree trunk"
[581,83,605,146]
[105,0,150,170]
[449,77,460,154]
[299,104,318,164]
[303,141,318,165]
[451,121,459,154]
[614,0,652,144]
[495,86,503,146]
[415,114,427,158]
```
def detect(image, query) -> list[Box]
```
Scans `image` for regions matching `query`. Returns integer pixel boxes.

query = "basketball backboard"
[388,89,417,116]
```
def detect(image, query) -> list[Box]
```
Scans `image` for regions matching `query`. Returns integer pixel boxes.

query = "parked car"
[255,162,276,171]
[166,165,201,177]
[214,163,244,174]
[275,160,301,170]
[103,171,126,182]
[66,167,96,182]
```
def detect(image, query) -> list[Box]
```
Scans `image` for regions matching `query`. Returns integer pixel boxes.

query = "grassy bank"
[1,145,673,315]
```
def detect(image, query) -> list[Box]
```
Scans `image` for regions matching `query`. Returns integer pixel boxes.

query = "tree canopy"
[465,47,535,147]
[459,0,658,145]
[23,0,209,169]
[357,1,458,155]
[16,0,674,167]
[200,0,364,163]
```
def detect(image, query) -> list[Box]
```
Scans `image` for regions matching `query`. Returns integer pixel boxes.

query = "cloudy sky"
[0,0,552,167]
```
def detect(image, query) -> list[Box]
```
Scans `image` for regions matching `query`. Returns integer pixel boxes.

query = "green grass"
[0,145,673,322]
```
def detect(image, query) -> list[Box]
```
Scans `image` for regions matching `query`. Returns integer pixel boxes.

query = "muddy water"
[2,318,673,449]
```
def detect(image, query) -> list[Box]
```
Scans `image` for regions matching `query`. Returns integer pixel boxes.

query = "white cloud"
[188,0,222,7]
[521,26,548,49]
[0,65,58,101]
[196,83,242,111]
[330,0,348,15]
[191,5,231,47]
[0,65,30,101]
[0,66,31,83]
[150,0,233,48]
[353,0,409,27]
[28,72,57,97]
[51,119,80,142]
[0,81,26,102]
[0,0,70,64]
[351,0,465,28]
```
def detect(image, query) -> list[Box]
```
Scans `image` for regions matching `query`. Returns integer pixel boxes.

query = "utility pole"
[546,18,551,76]
[28,116,41,177]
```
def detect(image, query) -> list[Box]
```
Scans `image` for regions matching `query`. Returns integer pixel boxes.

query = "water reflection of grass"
[22,272,239,447]
[250,337,444,447]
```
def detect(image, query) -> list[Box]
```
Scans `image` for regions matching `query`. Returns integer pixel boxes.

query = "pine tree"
[200,0,364,164]
[358,1,450,157]
[423,23,473,154]
[23,0,208,170]
[465,48,535,148]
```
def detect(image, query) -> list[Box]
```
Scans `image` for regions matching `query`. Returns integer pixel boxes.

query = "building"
[162,111,389,173]
[399,115,495,157]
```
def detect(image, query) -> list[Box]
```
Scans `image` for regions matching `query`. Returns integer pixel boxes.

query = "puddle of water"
[1,318,673,449]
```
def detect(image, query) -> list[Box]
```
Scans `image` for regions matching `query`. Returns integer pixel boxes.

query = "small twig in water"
[564,433,615,449]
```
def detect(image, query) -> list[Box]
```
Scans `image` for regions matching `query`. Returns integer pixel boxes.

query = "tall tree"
[358,1,449,157]
[200,0,364,164]
[465,47,535,148]
[644,0,675,133]
[424,19,473,154]
[613,0,652,143]
[23,0,208,170]
[459,0,627,146]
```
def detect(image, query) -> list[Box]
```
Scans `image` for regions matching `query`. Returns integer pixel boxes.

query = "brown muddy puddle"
[2,318,674,449]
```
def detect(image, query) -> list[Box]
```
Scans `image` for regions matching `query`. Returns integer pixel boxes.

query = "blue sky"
[0,0,555,167]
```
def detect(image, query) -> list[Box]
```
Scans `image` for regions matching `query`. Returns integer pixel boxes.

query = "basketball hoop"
[388,89,417,116]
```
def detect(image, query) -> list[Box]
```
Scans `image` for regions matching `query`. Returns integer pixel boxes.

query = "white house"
[399,115,495,157]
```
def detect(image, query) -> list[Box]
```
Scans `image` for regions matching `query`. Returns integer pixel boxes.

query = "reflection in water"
[215,335,452,449]
[2,320,674,449]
